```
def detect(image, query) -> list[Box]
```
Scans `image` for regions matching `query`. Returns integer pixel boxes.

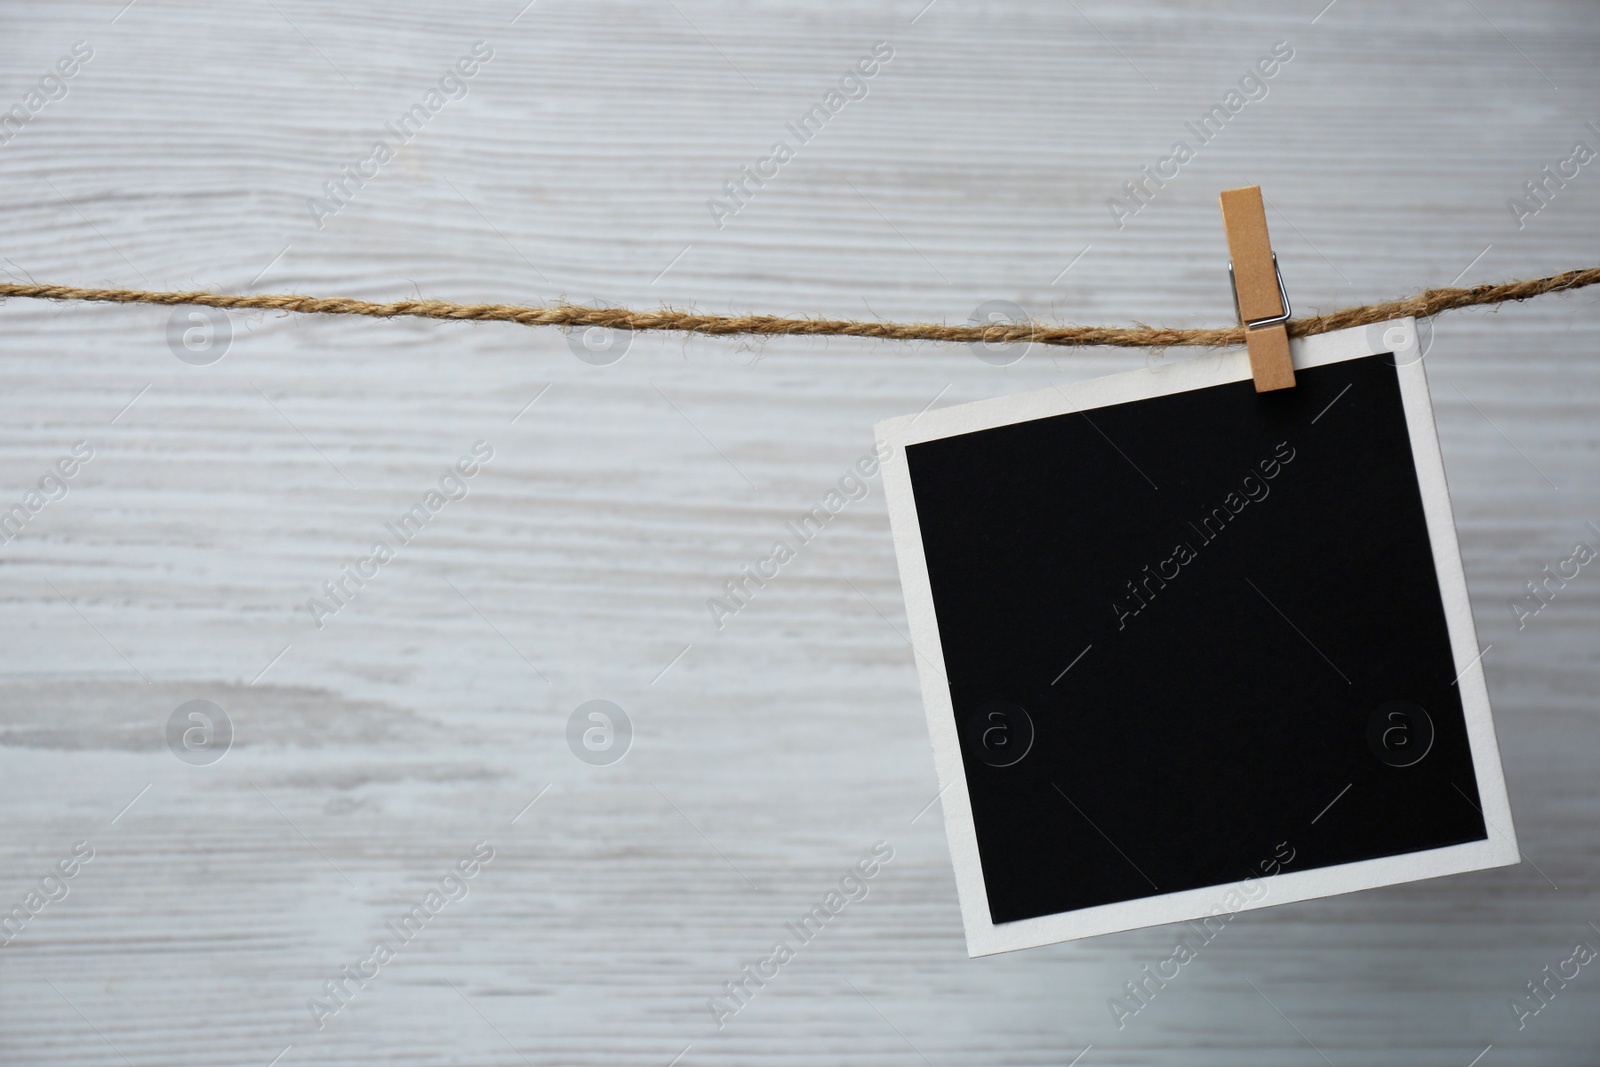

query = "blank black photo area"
[905,354,1488,926]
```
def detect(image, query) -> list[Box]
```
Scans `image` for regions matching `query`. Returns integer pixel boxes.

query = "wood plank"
[1,1,1598,1064]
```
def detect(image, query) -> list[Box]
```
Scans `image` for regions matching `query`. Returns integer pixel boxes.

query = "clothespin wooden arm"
[1219,186,1295,392]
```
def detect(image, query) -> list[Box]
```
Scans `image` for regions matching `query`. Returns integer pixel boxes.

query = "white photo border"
[875,318,1519,957]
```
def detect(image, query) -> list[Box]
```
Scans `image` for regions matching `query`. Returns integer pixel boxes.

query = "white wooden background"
[2,1,1598,1063]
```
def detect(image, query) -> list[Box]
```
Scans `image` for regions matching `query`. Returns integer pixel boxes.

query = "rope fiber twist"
[3,266,1597,349]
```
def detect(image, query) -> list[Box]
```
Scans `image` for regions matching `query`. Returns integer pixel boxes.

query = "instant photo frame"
[877,318,1518,956]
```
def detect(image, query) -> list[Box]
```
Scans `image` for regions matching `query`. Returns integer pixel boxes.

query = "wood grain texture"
[1,1,1598,1064]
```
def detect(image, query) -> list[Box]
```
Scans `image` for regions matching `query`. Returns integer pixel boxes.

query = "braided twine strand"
[2,266,1597,349]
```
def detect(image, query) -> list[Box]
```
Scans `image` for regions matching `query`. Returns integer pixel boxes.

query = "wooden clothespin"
[1219,186,1295,392]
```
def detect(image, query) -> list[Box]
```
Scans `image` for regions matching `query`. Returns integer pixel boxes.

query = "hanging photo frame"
[877,317,1518,956]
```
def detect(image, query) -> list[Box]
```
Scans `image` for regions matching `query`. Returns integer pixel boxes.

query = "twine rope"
[2,266,1597,349]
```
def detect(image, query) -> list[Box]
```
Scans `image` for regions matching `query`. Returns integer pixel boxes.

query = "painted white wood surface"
[1,1,1598,1064]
